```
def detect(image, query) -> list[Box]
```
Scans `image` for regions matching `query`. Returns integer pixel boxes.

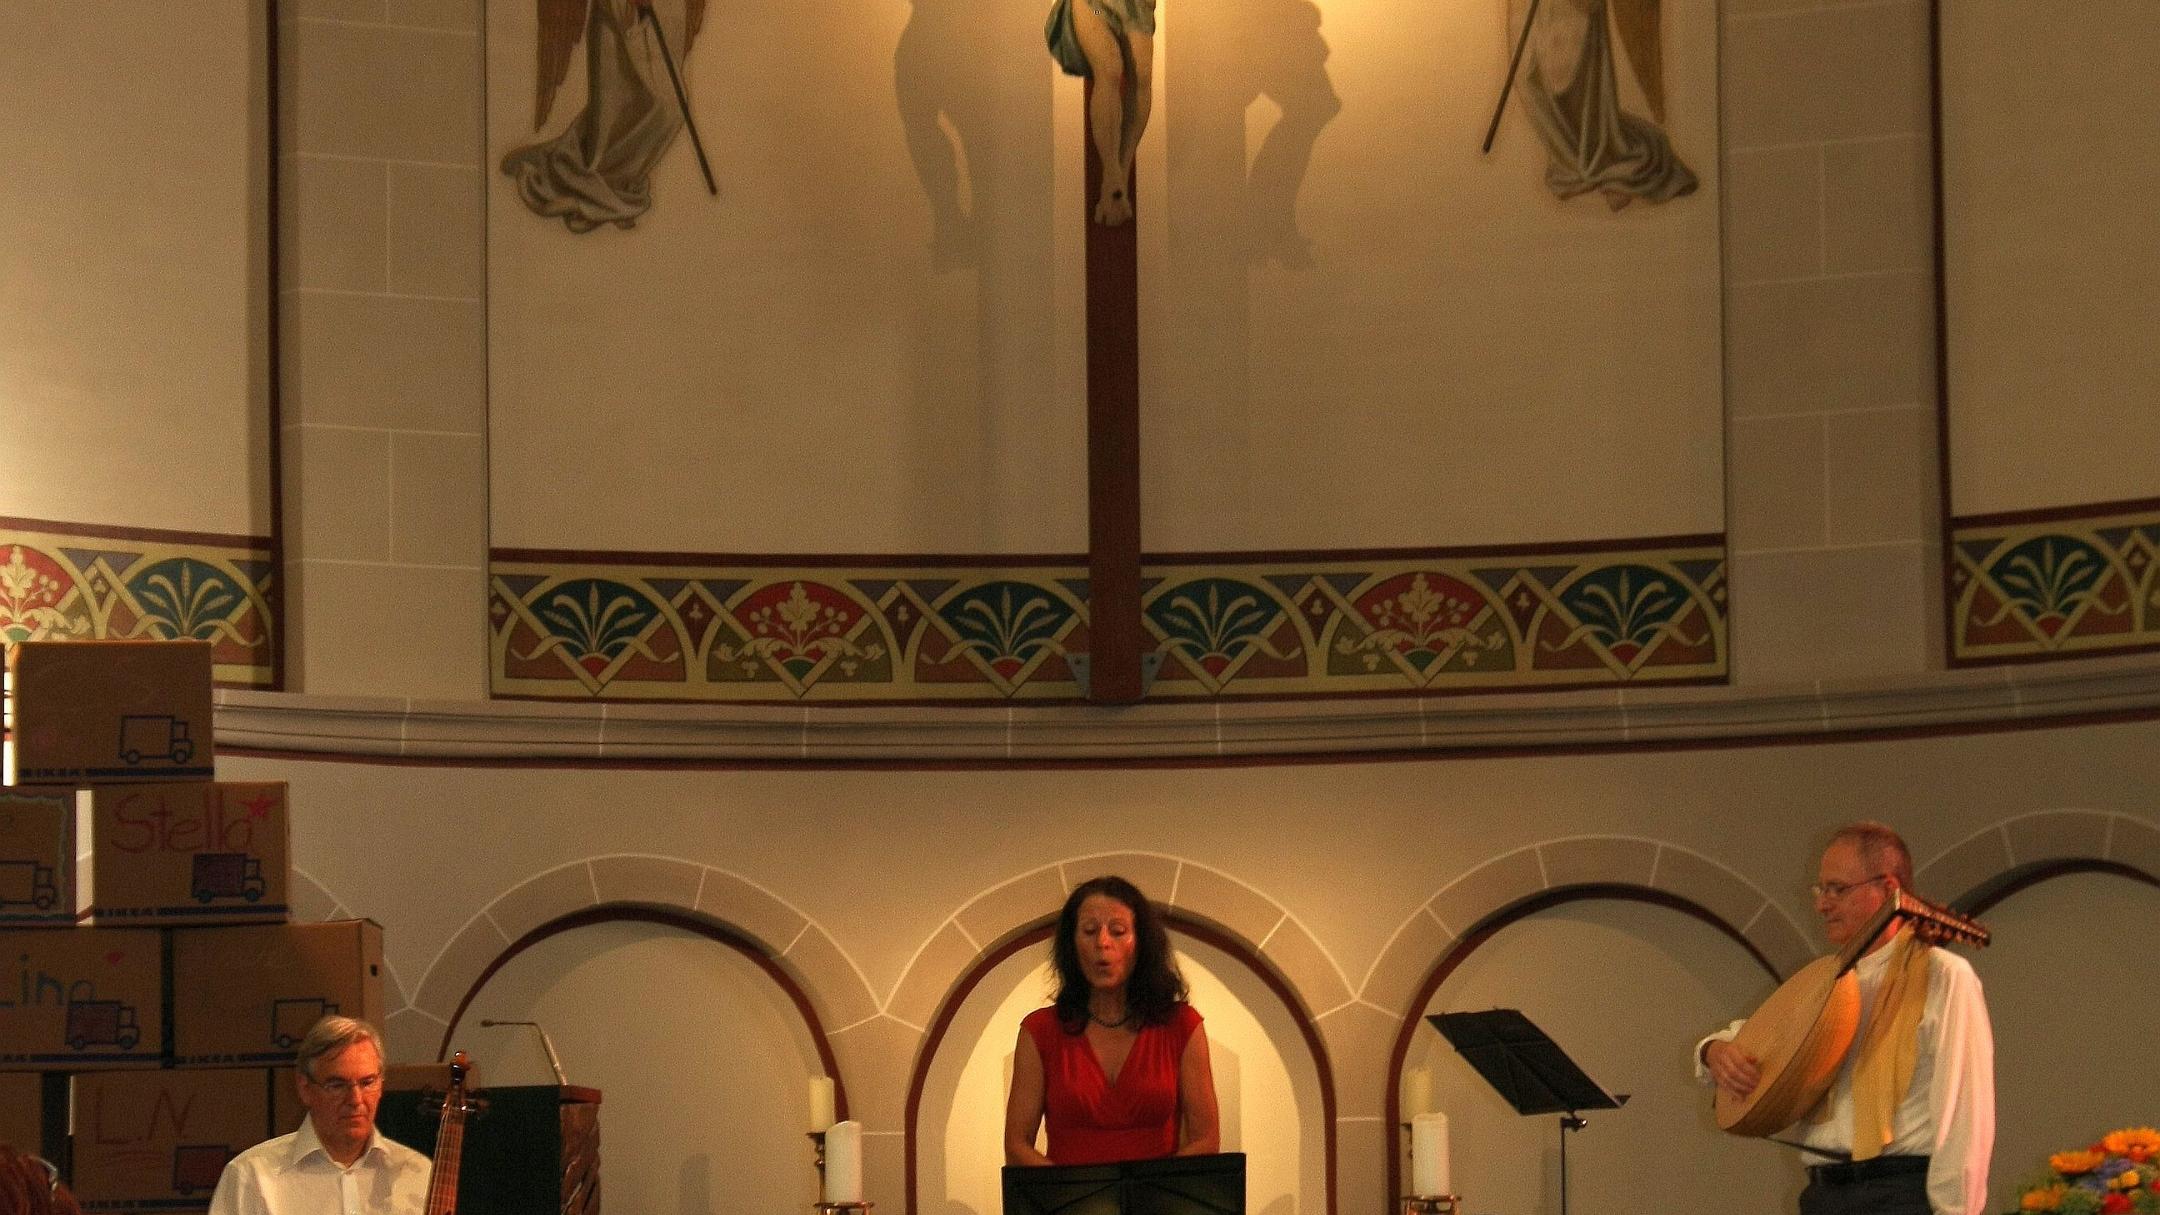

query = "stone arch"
[892,853,1346,1215]
[397,855,877,1115]
[1916,810,2160,912]
[1354,836,1802,1210]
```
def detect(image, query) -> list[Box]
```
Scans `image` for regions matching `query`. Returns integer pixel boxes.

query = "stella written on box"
[85,781,289,925]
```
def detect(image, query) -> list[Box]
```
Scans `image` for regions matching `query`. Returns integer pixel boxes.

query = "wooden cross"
[1082,74,1144,704]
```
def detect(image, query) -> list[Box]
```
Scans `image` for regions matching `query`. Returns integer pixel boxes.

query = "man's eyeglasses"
[307,1074,383,1098]
[1811,875,1888,900]
[33,1155,60,1194]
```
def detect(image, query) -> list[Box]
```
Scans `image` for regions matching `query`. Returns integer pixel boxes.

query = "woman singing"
[1005,875,1221,1164]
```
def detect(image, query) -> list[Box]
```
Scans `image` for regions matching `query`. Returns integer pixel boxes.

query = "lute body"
[1715,890,1987,1137]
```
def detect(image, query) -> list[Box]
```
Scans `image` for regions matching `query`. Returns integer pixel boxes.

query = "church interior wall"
[5,3,2159,1215]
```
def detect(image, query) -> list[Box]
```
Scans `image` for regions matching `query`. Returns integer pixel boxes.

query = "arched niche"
[439,908,844,1215]
[909,920,1333,1215]
[1961,864,2160,1212]
[1391,890,1794,1214]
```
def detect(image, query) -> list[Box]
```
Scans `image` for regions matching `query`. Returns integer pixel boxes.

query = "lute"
[424,1051,479,1215]
[1715,888,1988,1137]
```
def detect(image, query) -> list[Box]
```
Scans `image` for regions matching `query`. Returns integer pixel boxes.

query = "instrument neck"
[426,1053,473,1215]
[425,1110,465,1215]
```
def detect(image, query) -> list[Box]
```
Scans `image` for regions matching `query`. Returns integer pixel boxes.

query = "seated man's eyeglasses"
[34,1156,60,1194]
[310,1074,384,1098]
[1809,875,1888,900]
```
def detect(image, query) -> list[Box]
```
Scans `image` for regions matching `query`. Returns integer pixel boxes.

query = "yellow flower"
[2108,1170,2140,1190]
[2102,1128,2160,1163]
[2052,1150,2107,1176]
[2021,1184,2065,1212]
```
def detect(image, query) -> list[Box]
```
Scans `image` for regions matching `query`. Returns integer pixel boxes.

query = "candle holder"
[815,1204,873,1214]
[1399,1196,1460,1215]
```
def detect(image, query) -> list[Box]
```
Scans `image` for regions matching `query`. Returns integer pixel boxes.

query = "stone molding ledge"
[213,655,2160,764]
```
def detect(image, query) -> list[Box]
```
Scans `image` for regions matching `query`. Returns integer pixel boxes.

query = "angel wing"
[532,0,588,131]
[531,0,710,131]
[1607,0,1666,123]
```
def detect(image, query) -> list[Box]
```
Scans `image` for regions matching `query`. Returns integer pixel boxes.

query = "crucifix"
[1051,0,1155,703]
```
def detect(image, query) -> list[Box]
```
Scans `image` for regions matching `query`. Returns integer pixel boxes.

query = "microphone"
[479,1018,569,1086]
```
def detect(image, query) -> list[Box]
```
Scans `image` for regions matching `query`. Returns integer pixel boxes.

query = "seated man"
[210,1015,430,1215]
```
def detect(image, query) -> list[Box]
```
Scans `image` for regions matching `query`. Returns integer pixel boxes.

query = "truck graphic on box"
[191,853,266,903]
[0,860,60,910]
[172,1145,236,1195]
[272,997,337,1049]
[118,715,194,766]
[66,999,141,1051]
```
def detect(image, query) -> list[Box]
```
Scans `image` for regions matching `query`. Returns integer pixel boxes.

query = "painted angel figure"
[503,0,707,233]
[1512,0,1695,209]
[1046,0,1155,225]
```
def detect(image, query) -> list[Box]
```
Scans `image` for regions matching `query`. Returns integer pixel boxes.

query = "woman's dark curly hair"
[1051,875,1187,1034]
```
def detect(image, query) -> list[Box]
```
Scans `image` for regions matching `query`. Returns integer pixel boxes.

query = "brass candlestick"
[816,1205,873,1215]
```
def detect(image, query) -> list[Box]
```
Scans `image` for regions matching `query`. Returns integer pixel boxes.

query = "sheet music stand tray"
[1428,1009,1627,1215]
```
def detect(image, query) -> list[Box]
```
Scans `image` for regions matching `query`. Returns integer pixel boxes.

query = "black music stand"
[1428,1010,1627,1215]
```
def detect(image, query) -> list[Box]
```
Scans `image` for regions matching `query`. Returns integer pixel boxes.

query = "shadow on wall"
[1403,898,1801,1215]
[442,916,830,1215]
[679,1153,712,1215]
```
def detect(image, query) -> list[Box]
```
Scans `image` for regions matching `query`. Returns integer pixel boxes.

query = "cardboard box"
[71,1068,277,1213]
[270,1065,302,1138]
[0,788,77,925]
[0,927,163,1069]
[171,920,383,1067]
[4,641,214,786]
[86,782,288,925]
[0,1070,57,1157]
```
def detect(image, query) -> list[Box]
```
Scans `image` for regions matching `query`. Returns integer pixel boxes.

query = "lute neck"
[425,1051,473,1215]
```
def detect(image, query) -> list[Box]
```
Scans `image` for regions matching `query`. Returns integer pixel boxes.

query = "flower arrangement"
[2010,1128,2160,1214]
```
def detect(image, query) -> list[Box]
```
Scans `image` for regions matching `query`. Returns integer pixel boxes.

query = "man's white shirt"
[1694,944,1996,1215]
[207,1116,431,1215]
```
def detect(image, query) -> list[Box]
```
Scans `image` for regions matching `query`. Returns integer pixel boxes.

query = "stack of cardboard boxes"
[2,640,384,1213]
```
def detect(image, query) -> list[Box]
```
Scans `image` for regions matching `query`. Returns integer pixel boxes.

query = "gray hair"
[1830,821,1917,895]
[295,1015,385,1081]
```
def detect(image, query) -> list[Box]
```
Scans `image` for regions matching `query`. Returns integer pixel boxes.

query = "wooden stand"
[378,1083,602,1215]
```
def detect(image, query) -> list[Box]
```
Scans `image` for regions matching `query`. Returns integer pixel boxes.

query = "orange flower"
[2053,1149,2107,1176]
[2020,1184,2065,1212]
[2020,1184,2064,1212]
[2101,1128,2160,1163]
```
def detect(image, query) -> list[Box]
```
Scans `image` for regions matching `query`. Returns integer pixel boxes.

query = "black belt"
[1806,1155,1929,1186]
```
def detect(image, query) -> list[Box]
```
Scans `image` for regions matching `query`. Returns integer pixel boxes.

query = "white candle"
[1411,1112,1450,1197]
[823,1119,863,1204]
[808,1076,836,1132]
[1401,1066,1432,1119]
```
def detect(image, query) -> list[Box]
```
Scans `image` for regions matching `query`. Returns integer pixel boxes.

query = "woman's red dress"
[1022,1003,1202,1165]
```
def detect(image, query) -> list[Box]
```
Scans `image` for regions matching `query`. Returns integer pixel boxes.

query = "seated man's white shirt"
[208,1115,431,1215]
